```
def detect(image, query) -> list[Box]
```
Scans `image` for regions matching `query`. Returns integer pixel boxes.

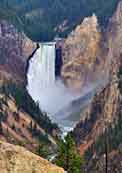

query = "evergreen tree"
[0,120,3,134]
[55,138,66,169]
[37,144,49,159]
[55,134,84,173]
[29,120,33,131]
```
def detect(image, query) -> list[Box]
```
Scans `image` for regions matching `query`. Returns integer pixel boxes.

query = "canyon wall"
[73,0,122,156]
[0,20,59,158]
[0,20,36,85]
[61,14,108,91]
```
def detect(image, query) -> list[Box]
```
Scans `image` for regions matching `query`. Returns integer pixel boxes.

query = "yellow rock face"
[0,141,64,173]
[62,14,106,91]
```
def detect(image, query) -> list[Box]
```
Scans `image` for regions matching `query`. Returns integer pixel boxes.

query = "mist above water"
[27,42,107,134]
[27,42,79,115]
[27,42,80,114]
[29,79,81,114]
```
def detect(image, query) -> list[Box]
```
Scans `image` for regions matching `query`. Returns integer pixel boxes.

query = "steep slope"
[73,0,122,167]
[0,82,59,154]
[0,0,119,41]
[0,20,59,156]
[0,141,64,173]
[85,148,122,173]
[61,14,108,91]
[0,20,36,85]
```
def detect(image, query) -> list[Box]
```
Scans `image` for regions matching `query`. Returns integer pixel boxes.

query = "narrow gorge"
[0,0,122,172]
[26,14,108,136]
[27,42,82,134]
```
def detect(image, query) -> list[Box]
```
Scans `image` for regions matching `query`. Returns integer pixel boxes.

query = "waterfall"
[39,43,56,87]
[27,42,100,135]
[27,42,56,102]
[28,42,55,89]
[27,42,79,133]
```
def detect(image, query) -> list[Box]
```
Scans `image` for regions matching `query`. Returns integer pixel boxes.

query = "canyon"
[0,19,60,161]
[27,14,110,135]
[26,2,122,170]
[0,0,122,172]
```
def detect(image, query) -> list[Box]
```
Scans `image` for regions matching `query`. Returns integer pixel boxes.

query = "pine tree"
[37,144,49,159]
[0,120,3,134]
[29,120,33,131]
[55,134,84,173]
[55,139,66,169]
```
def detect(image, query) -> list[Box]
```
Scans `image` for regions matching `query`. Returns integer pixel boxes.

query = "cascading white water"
[27,42,104,135]
[27,42,80,133]
[27,42,56,91]
[27,42,78,115]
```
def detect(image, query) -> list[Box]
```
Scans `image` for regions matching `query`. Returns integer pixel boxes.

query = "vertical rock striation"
[73,0,122,156]
[0,20,36,85]
[61,14,108,91]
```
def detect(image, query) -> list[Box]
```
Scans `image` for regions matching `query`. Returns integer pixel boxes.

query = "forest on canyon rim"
[0,0,119,41]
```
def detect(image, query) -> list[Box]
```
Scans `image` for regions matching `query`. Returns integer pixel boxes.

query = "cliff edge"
[0,141,64,173]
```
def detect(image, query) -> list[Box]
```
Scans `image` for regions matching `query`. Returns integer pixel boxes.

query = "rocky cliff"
[0,87,58,153]
[0,20,36,85]
[61,14,108,91]
[73,0,122,165]
[86,147,122,173]
[0,141,64,173]
[0,20,58,156]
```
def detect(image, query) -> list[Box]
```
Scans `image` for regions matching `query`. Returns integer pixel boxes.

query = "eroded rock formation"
[73,0,122,157]
[61,14,108,91]
[0,141,64,173]
[0,20,36,85]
